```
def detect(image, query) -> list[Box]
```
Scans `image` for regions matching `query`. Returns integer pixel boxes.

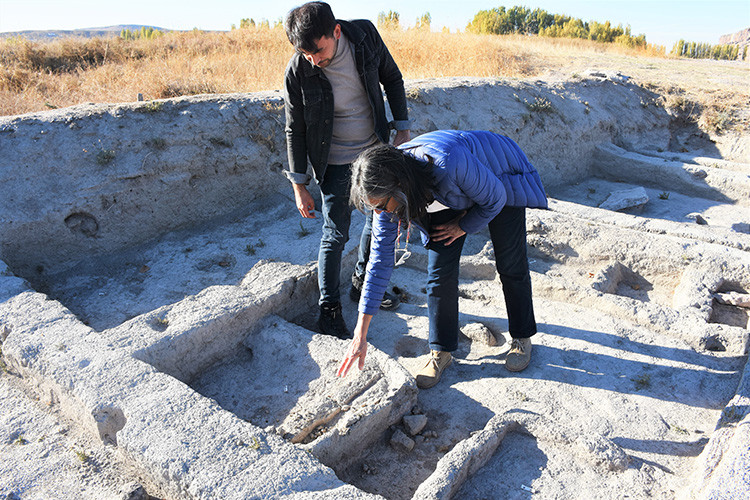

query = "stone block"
[390,429,415,452]
[191,316,417,472]
[598,187,649,211]
[460,322,498,346]
[403,414,428,436]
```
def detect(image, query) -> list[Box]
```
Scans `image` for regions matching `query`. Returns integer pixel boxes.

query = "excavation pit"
[191,317,418,472]
[1,78,749,498]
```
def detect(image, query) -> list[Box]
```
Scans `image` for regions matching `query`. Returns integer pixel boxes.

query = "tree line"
[670,39,746,60]
[120,27,163,40]
[464,5,648,48]
[377,10,434,31]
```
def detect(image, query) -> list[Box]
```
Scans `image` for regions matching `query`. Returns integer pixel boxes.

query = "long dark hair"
[351,143,435,223]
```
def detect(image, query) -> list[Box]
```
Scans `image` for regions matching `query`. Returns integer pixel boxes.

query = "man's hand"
[393,129,411,147]
[430,212,467,246]
[292,183,316,218]
[337,314,372,377]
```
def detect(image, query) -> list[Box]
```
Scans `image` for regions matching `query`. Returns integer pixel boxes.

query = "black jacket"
[283,19,410,183]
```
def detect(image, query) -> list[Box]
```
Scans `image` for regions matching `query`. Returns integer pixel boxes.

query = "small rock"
[118,482,149,500]
[460,322,498,346]
[361,463,378,475]
[714,292,750,308]
[390,429,415,452]
[411,404,423,415]
[574,434,630,472]
[403,414,428,436]
[686,213,708,225]
[598,187,649,212]
[526,214,546,234]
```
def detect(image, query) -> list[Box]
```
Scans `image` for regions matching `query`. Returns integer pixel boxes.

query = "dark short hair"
[351,143,436,223]
[284,2,337,53]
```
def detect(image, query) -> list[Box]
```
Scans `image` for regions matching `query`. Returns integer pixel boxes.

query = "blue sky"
[1,0,748,48]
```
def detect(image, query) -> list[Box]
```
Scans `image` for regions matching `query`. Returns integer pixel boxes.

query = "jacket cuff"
[284,170,312,185]
[390,119,411,131]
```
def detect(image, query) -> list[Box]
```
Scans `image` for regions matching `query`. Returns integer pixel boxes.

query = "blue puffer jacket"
[358,130,547,316]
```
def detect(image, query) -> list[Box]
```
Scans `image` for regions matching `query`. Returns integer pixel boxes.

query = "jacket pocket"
[302,88,323,105]
[302,89,324,124]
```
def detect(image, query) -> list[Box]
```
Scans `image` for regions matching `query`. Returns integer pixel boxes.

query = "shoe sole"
[316,321,350,340]
[416,358,452,389]
[379,300,400,311]
[505,358,530,372]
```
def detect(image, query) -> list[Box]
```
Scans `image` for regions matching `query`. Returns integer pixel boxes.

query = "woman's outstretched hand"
[337,313,372,377]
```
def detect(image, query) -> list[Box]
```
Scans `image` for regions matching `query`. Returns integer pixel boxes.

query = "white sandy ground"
[0,372,153,499]
[4,167,747,498]
[1,62,749,498]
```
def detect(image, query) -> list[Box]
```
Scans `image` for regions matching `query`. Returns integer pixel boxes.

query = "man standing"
[283,1,410,338]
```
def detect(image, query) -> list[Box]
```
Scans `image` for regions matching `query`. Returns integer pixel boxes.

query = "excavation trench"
[1,78,749,499]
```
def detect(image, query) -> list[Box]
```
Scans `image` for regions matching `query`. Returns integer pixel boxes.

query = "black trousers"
[425,206,537,352]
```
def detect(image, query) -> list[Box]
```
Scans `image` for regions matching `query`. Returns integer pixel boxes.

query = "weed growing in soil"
[525,96,553,113]
[96,148,115,165]
[631,373,651,390]
[297,221,311,238]
[0,346,7,373]
[670,424,689,435]
[74,449,90,463]
[154,315,169,328]
[245,239,265,256]
[141,101,164,113]
[721,406,743,424]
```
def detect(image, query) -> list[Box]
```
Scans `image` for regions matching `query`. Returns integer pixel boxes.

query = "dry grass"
[0,27,746,119]
[0,28,294,115]
[381,30,532,79]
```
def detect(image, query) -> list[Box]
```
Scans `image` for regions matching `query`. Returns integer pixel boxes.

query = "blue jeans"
[426,206,537,352]
[318,164,371,305]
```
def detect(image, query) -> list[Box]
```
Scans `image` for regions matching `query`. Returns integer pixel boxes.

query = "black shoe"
[349,273,401,311]
[318,302,350,339]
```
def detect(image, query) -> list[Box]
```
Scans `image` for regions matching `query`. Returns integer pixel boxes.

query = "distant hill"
[718,27,749,60]
[719,27,750,45]
[0,25,174,41]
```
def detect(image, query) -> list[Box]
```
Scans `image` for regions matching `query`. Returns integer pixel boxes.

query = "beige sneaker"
[505,338,532,372]
[416,350,452,389]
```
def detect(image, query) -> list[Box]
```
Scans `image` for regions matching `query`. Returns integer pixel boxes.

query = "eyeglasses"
[373,196,392,212]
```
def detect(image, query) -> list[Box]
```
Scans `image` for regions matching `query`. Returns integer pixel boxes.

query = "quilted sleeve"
[359,211,399,316]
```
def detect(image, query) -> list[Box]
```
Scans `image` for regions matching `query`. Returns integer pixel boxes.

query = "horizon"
[1,1,749,49]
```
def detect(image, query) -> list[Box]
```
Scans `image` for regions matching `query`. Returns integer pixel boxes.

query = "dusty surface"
[0,372,156,500]
[1,53,749,499]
